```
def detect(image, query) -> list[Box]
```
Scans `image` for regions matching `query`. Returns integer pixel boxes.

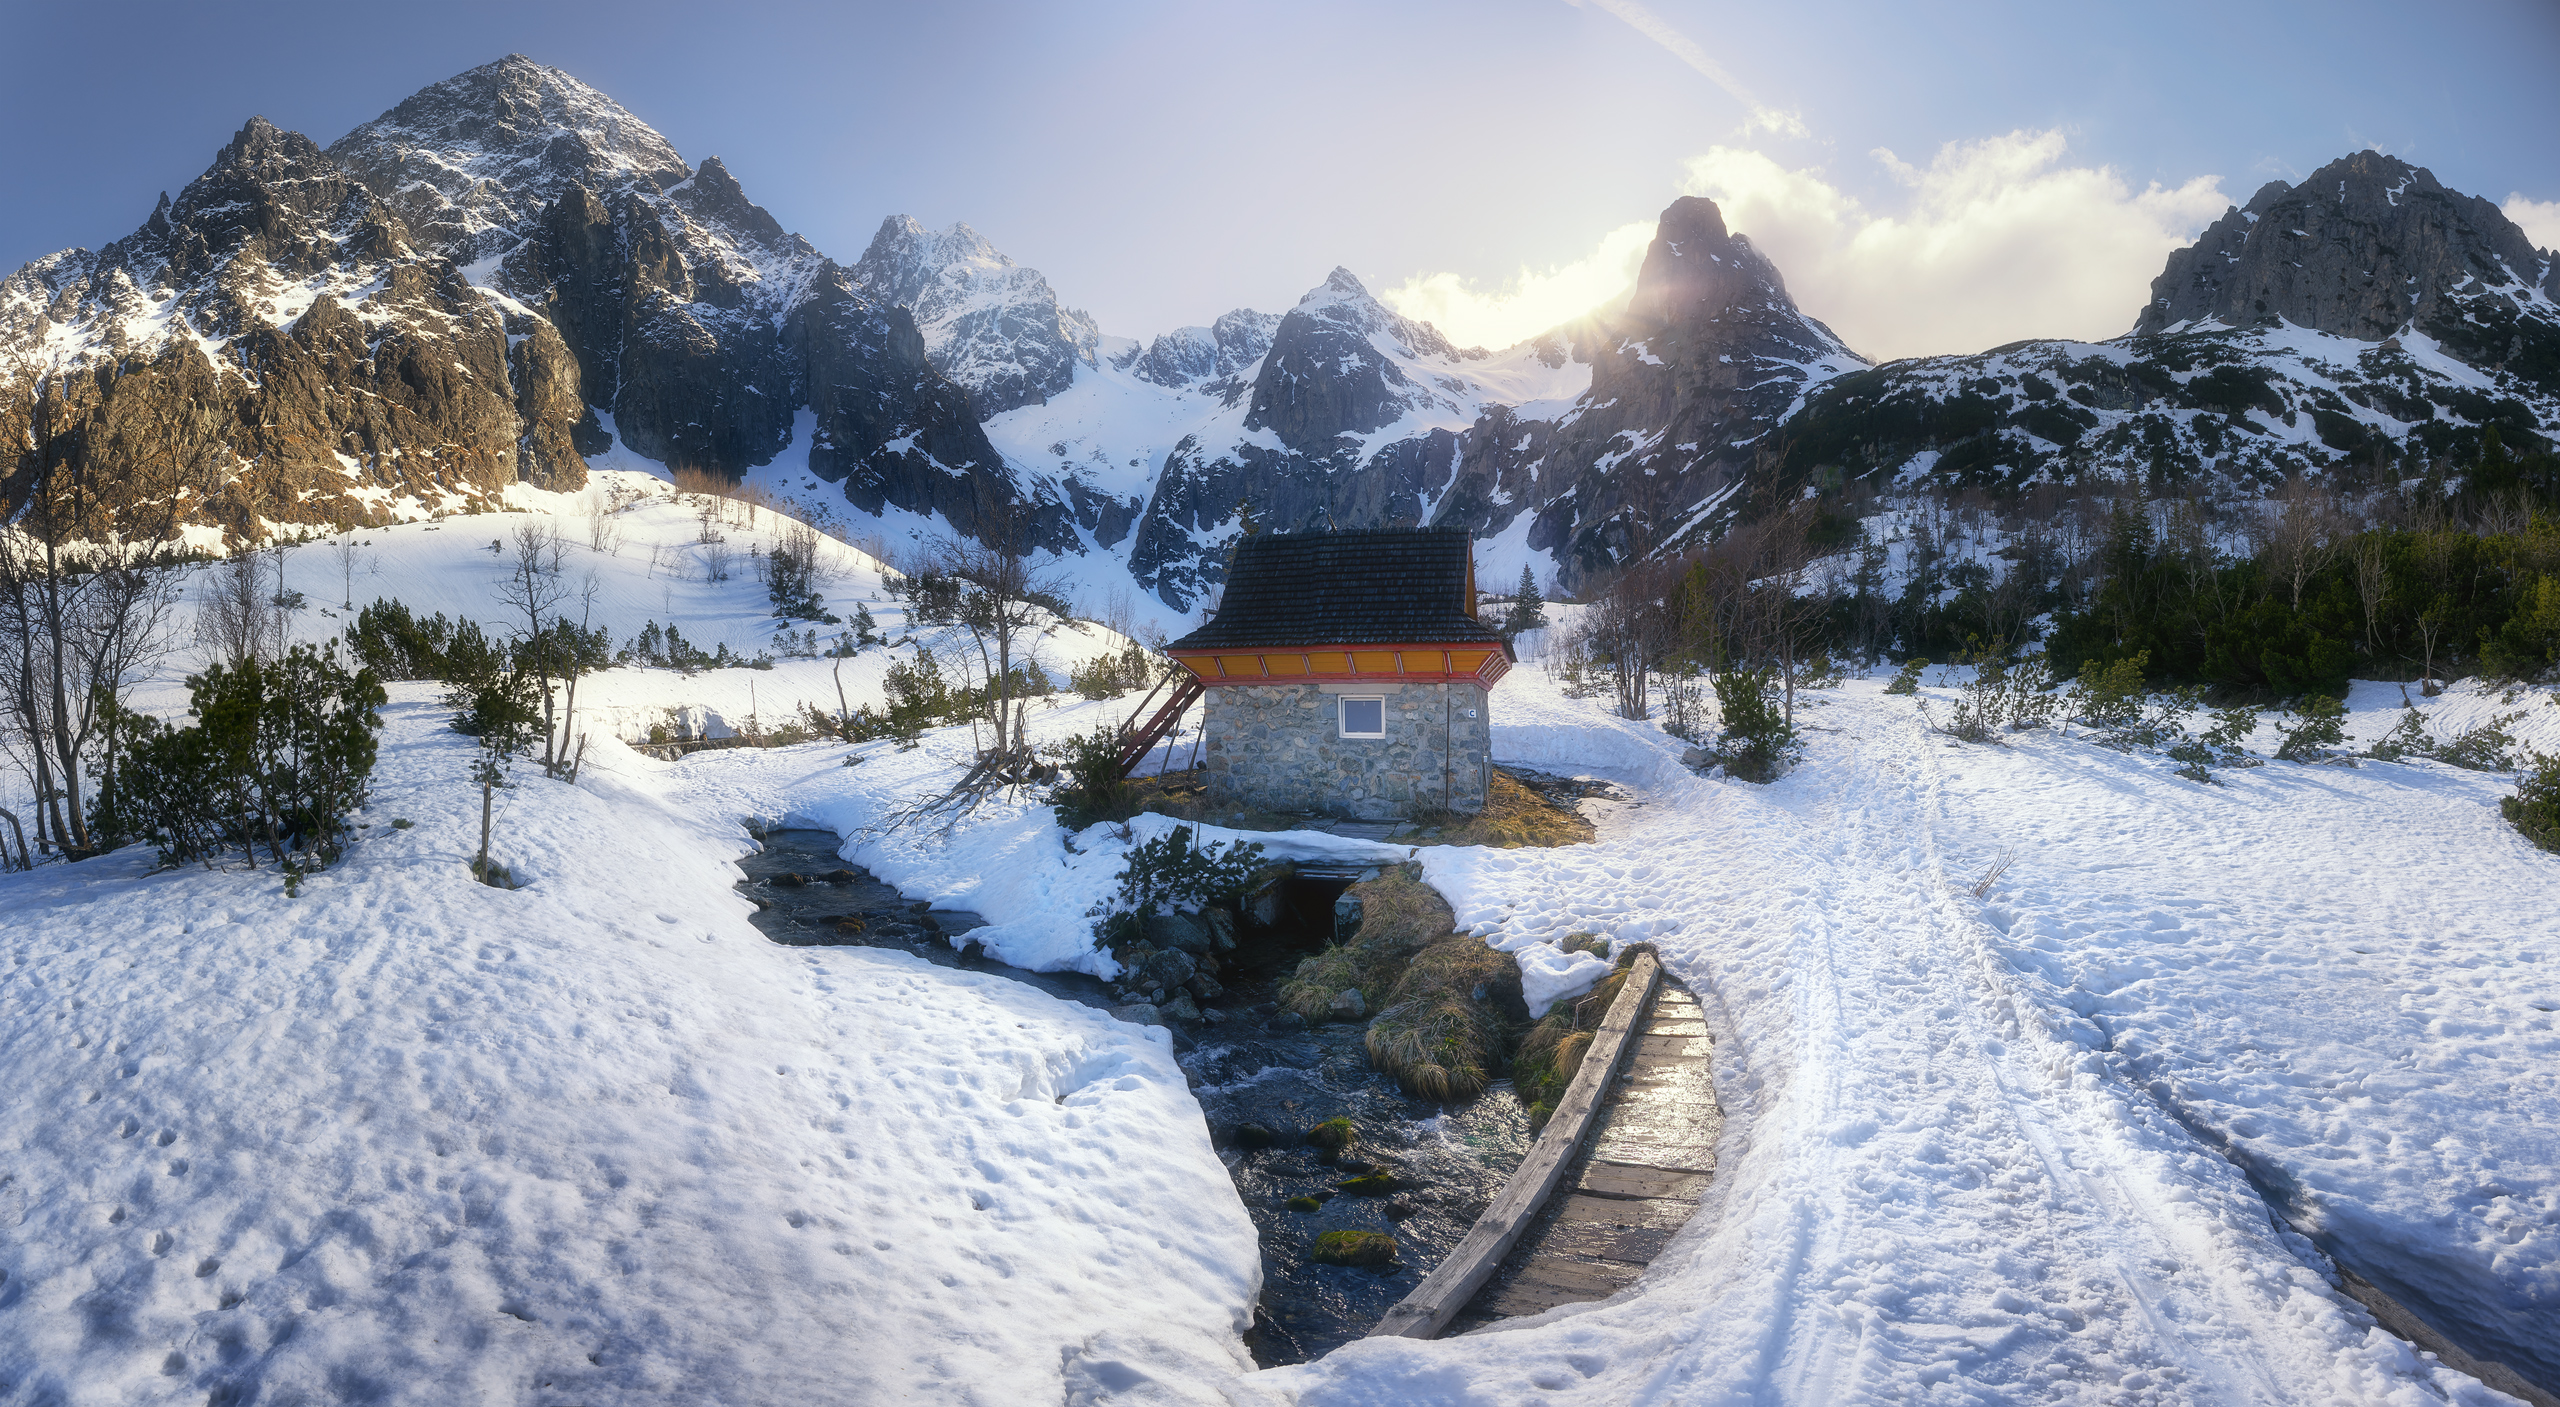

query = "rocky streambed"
[735,828,1530,1364]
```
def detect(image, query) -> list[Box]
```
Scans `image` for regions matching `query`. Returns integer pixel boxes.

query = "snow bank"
[642,703,1412,979]
[0,692,1258,1405]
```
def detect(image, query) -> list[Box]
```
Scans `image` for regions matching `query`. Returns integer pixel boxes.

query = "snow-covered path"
[1934,710,2560,1388]
[1264,680,2537,1405]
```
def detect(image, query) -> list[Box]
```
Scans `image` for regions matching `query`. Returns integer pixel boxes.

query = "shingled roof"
[1169,527,1507,650]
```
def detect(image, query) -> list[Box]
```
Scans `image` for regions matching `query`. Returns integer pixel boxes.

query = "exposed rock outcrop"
[1,115,591,542]
[2136,152,2547,342]
[850,216,1102,417]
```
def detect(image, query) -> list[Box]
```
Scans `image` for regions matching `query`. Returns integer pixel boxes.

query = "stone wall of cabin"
[1199,680,1491,820]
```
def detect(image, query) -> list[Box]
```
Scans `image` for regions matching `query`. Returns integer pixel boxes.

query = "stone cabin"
[1167,527,1514,820]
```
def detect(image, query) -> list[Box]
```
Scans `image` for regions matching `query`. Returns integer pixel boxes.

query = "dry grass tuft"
[1277,866,1458,1020]
[1410,769,1596,849]
[1363,936,1522,1101]
[1510,950,1641,1127]
[1120,768,1308,833]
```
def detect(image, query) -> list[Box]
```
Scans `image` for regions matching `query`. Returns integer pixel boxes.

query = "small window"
[1339,695,1386,739]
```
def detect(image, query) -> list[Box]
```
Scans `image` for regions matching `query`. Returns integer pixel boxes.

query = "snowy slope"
[138,469,1143,757]
[0,701,1259,1406]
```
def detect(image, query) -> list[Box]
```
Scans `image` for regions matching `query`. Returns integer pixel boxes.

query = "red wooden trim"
[1167,641,1514,689]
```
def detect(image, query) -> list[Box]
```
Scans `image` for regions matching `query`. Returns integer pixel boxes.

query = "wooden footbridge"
[1371,950,1723,1338]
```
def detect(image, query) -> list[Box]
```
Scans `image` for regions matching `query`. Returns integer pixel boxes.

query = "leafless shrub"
[1972,848,2016,898]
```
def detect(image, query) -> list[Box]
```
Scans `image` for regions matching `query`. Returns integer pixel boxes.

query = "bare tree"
[495,522,572,775]
[2351,534,2390,653]
[0,382,199,855]
[331,532,364,609]
[907,499,1066,762]
[2259,474,2342,609]
[197,548,269,667]
[586,494,622,556]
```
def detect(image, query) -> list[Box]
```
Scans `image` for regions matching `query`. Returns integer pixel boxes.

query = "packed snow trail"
[1258,679,2523,1405]
[1930,685,2560,1388]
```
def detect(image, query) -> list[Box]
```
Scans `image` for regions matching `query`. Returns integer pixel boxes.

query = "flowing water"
[736,828,1529,1365]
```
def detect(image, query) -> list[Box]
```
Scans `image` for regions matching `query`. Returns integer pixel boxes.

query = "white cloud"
[1381,221,1657,350]
[1681,131,2231,360]
[2507,194,2560,254]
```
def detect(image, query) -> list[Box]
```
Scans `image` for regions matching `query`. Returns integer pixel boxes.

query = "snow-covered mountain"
[7,59,2554,608]
[849,216,1101,417]
[1120,308,1282,390]
[1771,152,2560,496]
[0,116,595,542]
[323,56,1067,551]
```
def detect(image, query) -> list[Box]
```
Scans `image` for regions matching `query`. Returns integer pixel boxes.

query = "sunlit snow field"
[2,482,2556,1403]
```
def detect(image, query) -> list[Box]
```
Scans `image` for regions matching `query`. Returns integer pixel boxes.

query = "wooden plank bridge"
[1370,952,1723,1339]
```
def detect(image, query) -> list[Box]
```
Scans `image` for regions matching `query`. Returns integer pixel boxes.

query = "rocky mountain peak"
[0,104,599,544]
[1618,195,1811,340]
[1240,268,1481,452]
[2134,150,2546,341]
[326,54,692,268]
[1127,307,1281,388]
[674,156,788,248]
[850,215,1100,417]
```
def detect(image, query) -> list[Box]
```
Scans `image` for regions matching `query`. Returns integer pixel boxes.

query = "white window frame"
[1337,694,1387,739]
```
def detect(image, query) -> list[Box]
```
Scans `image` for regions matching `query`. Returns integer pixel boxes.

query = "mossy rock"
[1285,1195,1323,1213]
[1305,1117,1358,1152]
[1310,1229,1398,1267]
[1334,1173,1406,1197]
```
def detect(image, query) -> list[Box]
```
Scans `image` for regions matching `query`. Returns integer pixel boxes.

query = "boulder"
[1332,892,1364,944]
[1135,947,1197,994]
[1143,911,1214,953]
[1309,1230,1397,1267]
[1201,908,1238,951]
[1109,1002,1166,1027]
[1161,991,1202,1022]
[1327,988,1367,1021]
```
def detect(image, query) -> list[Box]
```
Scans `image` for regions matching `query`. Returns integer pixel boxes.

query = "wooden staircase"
[1114,673,1204,778]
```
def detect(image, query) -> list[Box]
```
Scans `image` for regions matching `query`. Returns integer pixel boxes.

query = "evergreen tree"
[1503,565,1548,639]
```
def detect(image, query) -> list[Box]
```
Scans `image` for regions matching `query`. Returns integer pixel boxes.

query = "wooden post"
[1369,951,1663,1339]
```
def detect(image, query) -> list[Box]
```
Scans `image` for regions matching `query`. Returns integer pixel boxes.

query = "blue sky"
[4,0,2553,358]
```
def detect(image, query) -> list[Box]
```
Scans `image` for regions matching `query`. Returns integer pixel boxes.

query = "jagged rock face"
[2136,152,2547,342]
[1122,206,1861,606]
[851,217,1101,416]
[327,53,1043,547]
[0,117,591,542]
[334,59,825,474]
[1124,309,1280,389]
[1511,196,1862,570]
[788,263,1077,552]
[323,53,691,271]
[1245,268,1478,451]
[1124,270,1508,606]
